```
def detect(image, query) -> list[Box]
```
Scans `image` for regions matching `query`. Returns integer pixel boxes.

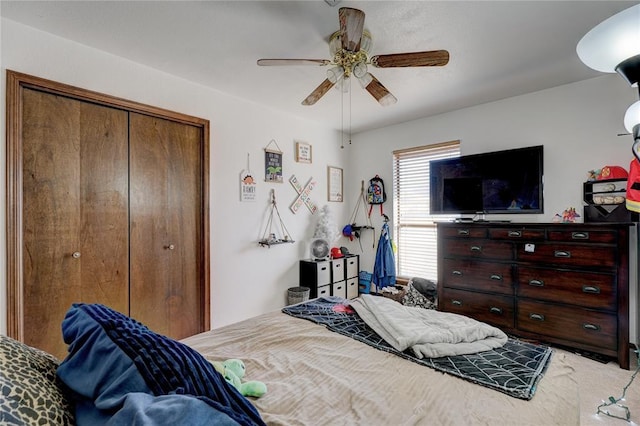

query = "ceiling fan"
[257,7,449,107]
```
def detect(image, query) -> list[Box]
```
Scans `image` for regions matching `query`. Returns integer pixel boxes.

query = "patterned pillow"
[0,335,74,425]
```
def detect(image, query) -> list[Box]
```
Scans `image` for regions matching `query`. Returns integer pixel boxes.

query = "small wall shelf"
[259,189,295,248]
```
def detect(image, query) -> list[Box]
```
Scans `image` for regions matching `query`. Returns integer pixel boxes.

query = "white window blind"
[392,141,460,281]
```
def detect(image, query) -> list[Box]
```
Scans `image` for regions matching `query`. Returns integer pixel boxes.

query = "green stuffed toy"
[212,358,267,398]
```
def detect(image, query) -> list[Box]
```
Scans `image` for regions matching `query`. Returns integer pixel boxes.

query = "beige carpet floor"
[553,346,639,425]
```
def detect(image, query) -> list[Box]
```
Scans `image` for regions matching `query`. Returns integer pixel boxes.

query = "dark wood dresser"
[437,222,632,369]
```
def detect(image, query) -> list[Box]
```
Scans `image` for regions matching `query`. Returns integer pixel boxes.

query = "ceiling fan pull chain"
[349,86,352,145]
[341,83,345,149]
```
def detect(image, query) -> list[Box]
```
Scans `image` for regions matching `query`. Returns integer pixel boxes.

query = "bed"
[182,297,580,425]
[0,298,579,425]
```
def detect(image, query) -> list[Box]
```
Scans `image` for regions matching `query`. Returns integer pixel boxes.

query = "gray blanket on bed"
[350,294,508,358]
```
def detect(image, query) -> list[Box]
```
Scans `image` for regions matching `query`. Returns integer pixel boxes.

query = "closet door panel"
[129,112,203,339]
[22,89,129,358]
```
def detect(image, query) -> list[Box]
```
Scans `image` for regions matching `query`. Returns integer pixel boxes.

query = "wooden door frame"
[6,70,211,340]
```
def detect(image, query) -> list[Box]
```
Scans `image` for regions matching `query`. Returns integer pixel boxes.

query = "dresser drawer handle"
[582,285,601,294]
[489,307,503,315]
[508,231,522,238]
[554,250,571,258]
[528,279,545,287]
[572,232,589,240]
[457,229,470,236]
[582,323,601,331]
[470,246,482,252]
[529,313,545,322]
[451,299,463,306]
[320,266,327,271]
[452,270,463,276]
[490,274,502,281]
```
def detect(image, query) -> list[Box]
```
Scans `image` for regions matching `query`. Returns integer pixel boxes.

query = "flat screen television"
[430,145,544,215]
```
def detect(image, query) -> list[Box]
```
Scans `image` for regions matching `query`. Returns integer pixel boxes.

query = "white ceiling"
[1,1,636,133]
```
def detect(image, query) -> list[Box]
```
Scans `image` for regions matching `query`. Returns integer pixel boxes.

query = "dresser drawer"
[443,239,513,260]
[547,229,617,243]
[516,243,615,268]
[442,259,513,295]
[517,300,616,350]
[488,228,545,240]
[517,267,616,310]
[440,288,514,329]
[440,226,487,239]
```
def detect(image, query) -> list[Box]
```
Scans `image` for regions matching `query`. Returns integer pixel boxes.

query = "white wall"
[343,75,637,272]
[0,19,349,333]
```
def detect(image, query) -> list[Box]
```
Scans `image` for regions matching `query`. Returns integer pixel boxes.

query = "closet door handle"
[72,251,81,259]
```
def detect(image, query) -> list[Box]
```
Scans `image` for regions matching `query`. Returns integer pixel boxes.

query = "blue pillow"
[57,303,264,426]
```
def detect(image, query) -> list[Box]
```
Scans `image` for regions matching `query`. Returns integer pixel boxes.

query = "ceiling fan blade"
[302,79,336,106]
[339,7,365,52]
[257,59,331,66]
[361,73,397,107]
[370,50,450,68]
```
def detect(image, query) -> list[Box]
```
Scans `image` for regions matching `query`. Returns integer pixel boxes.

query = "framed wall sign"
[327,166,343,202]
[264,139,283,183]
[295,141,312,163]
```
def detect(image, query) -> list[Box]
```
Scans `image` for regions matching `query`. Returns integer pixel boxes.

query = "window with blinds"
[392,141,460,281]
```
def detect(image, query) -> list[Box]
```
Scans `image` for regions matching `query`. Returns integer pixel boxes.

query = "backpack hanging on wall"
[367,175,387,217]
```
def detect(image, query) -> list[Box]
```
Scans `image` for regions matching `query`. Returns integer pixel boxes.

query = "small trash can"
[287,286,310,305]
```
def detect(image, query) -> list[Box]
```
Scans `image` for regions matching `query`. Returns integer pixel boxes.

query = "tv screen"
[430,145,543,215]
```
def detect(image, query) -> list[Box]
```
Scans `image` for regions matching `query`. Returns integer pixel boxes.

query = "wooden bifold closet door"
[129,112,203,339]
[7,71,210,359]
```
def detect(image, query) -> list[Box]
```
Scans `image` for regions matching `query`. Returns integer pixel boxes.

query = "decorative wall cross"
[289,175,317,214]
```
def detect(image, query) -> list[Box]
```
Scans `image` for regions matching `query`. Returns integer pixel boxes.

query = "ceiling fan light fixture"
[327,66,345,84]
[576,4,640,85]
[353,61,368,79]
[258,7,448,108]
